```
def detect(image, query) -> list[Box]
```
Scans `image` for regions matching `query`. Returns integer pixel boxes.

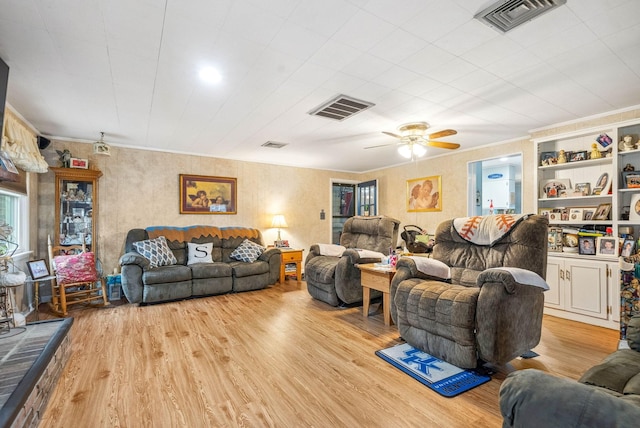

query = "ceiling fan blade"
[428,129,457,139]
[364,143,398,149]
[382,131,402,139]
[426,140,460,150]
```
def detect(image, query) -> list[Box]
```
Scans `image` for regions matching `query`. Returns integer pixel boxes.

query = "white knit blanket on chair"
[453,214,529,246]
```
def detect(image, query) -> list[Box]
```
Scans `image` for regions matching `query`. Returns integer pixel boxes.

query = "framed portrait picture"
[630,194,640,221]
[179,174,237,214]
[591,172,611,195]
[407,176,442,212]
[621,238,636,257]
[537,208,550,219]
[539,179,571,199]
[27,259,50,280]
[578,236,596,255]
[69,158,89,169]
[596,236,618,256]
[592,203,612,220]
[622,171,640,189]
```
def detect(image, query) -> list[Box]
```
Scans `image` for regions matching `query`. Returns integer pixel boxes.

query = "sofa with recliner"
[500,314,640,427]
[120,225,281,304]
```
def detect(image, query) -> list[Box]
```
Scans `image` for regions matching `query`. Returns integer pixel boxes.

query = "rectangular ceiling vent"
[474,0,566,33]
[308,95,375,121]
[262,141,288,149]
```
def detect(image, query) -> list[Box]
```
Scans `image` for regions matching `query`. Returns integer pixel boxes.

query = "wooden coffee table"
[357,263,396,326]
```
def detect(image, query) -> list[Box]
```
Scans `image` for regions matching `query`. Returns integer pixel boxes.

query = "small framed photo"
[27,259,50,280]
[537,208,550,219]
[578,236,596,255]
[548,227,563,252]
[548,210,562,222]
[574,182,591,196]
[583,208,596,221]
[275,240,290,248]
[540,151,556,166]
[596,236,618,256]
[622,171,640,189]
[596,133,612,147]
[69,158,89,169]
[592,203,612,220]
[621,239,636,257]
[569,208,584,221]
[569,151,587,162]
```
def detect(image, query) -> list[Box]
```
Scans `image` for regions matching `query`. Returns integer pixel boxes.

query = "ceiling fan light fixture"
[397,144,412,159]
[413,144,427,157]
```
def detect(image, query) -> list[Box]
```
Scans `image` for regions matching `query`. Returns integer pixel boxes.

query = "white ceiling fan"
[366,122,460,159]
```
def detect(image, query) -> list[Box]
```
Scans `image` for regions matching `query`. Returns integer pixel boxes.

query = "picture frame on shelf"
[596,236,618,256]
[548,209,562,222]
[583,208,596,221]
[540,151,557,166]
[574,182,591,196]
[540,178,571,199]
[537,208,550,220]
[547,227,563,252]
[27,259,50,280]
[592,203,612,220]
[629,194,640,221]
[578,236,596,255]
[69,158,88,169]
[621,238,636,257]
[621,171,640,189]
[591,172,611,195]
[569,151,587,162]
[569,208,584,221]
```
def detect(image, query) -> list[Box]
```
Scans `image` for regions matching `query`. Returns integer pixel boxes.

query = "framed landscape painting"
[180,174,237,214]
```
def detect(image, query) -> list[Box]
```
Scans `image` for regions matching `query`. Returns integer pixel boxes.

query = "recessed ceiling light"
[199,66,222,84]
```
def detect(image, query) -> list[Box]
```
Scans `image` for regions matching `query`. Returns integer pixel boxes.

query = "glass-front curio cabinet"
[52,167,102,255]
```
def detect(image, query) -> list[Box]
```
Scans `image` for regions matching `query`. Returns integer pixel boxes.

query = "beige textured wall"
[37,143,359,274]
[363,138,534,239]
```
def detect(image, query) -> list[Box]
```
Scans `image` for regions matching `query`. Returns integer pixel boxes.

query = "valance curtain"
[1,113,48,173]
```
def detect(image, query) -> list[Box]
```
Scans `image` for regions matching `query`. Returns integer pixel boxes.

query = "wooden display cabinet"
[51,167,102,256]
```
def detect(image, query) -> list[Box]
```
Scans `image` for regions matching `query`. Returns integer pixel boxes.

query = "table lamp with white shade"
[271,215,288,247]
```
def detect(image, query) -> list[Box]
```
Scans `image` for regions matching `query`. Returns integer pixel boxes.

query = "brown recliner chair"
[305,216,400,306]
[391,214,548,368]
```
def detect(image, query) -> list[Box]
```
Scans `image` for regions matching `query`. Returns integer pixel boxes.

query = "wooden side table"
[358,263,396,326]
[279,248,304,284]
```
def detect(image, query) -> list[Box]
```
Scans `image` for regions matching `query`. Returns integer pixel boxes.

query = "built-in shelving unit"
[534,119,640,330]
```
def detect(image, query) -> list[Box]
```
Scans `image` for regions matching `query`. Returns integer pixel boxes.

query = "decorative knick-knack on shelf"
[590,143,602,159]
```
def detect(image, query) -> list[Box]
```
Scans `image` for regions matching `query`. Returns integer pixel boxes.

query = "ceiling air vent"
[308,95,375,121]
[262,141,288,149]
[475,0,566,34]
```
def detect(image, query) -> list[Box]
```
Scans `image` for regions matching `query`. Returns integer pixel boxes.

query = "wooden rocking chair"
[47,235,109,316]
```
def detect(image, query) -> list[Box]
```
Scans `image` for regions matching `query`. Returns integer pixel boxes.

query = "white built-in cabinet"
[534,118,640,330]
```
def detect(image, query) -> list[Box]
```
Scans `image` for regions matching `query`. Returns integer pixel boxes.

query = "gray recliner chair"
[391,214,549,368]
[305,216,400,306]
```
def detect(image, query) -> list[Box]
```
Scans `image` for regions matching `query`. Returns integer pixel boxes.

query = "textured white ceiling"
[1,0,639,172]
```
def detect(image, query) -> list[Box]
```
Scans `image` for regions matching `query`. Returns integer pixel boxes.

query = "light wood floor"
[35,280,619,428]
